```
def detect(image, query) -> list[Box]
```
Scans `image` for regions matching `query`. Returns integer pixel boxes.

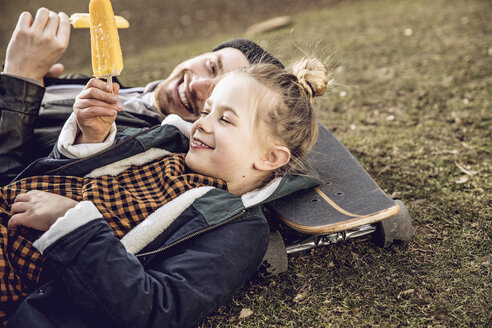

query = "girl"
[1,57,328,328]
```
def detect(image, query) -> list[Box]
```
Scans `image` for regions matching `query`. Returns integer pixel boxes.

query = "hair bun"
[292,57,328,99]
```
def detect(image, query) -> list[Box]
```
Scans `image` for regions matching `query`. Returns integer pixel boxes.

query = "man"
[0,8,283,185]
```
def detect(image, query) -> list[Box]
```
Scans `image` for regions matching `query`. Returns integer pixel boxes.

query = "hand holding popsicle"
[72,0,125,144]
[74,78,122,144]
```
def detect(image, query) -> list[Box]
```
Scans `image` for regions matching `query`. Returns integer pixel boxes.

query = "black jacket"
[0,74,161,185]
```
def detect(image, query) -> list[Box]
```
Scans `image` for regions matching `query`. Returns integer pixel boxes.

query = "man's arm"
[0,8,71,185]
[0,75,45,185]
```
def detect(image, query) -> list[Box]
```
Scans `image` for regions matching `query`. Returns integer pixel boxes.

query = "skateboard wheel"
[259,230,288,277]
[374,200,414,247]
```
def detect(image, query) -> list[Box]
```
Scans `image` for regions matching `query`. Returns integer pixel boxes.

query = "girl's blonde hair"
[242,57,328,178]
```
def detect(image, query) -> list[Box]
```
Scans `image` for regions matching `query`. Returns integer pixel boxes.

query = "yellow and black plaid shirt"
[0,153,226,326]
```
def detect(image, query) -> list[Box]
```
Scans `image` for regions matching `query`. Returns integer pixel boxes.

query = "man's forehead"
[213,47,250,74]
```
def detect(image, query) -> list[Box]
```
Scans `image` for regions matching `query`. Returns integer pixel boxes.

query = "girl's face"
[185,72,270,195]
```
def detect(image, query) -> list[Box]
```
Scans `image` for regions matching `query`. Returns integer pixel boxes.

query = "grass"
[117,0,490,326]
[11,0,491,326]
[187,0,490,326]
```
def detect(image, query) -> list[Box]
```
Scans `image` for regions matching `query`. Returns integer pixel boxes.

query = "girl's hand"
[8,191,79,231]
[74,78,123,144]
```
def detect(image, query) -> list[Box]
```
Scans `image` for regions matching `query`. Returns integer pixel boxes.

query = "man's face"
[154,47,250,122]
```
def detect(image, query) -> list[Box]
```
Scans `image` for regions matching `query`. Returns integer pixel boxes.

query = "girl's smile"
[190,137,213,149]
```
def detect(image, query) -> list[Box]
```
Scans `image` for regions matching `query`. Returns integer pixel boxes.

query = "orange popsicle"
[89,0,123,79]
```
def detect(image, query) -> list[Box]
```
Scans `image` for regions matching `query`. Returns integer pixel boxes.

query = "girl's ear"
[254,146,291,172]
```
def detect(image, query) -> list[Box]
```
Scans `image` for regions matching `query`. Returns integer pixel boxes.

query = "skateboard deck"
[267,123,400,234]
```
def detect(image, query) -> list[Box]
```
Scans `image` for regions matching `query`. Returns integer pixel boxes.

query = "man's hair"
[213,39,284,69]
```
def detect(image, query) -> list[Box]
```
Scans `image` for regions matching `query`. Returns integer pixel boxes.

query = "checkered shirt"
[0,153,226,326]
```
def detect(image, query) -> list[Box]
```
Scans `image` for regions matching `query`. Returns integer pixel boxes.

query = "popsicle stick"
[107,75,113,94]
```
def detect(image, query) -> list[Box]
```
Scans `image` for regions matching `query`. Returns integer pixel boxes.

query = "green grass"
[87,0,492,326]
[203,0,490,326]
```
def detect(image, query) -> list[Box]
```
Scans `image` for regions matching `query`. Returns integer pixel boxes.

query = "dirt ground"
[1,0,351,72]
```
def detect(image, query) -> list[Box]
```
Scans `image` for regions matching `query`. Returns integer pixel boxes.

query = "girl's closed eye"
[220,116,232,124]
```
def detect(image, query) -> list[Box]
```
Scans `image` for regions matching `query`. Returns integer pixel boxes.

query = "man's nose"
[189,77,213,101]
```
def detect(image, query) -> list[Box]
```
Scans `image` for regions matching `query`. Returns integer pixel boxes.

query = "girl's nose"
[195,115,212,134]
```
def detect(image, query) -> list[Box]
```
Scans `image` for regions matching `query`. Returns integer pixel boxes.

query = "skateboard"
[261,123,413,276]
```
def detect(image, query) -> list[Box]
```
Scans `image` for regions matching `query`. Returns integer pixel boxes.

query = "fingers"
[56,12,71,47]
[84,78,120,93]
[112,82,121,94]
[81,78,121,102]
[76,100,122,117]
[78,87,121,106]
[9,192,33,230]
[8,213,30,230]
[21,8,70,48]
[46,63,65,77]
[16,11,33,31]
[31,7,50,31]
[42,11,70,54]
[11,200,28,215]
[44,10,60,37]
[14,193,31,203]
[75,79,122,126]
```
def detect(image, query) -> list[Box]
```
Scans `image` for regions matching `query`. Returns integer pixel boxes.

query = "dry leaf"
[455,176,469,184]
[246,16,293,35]
[238,308,253,319]
[455,161,478,176]
[398,289,415,299]
[293,292,308,303]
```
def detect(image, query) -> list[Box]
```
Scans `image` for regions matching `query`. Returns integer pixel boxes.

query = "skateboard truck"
[260,224,377,278]
[260,225,377,277]
[260,200,414,277]
[285,224,376,254]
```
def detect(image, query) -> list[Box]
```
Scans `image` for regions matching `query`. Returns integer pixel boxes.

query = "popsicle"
[89,0,123,84]
[70,13,129,29]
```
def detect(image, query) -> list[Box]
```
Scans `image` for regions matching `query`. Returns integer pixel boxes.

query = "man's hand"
[8,190,79,231]
[3,8,70,86]
[74,78,123,144]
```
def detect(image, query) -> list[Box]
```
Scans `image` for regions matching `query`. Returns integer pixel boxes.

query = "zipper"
[44,125,161,175]
[136,209,246,258]
[30,210,246,297]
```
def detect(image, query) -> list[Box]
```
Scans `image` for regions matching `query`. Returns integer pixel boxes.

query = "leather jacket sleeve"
[0,74,45,185]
